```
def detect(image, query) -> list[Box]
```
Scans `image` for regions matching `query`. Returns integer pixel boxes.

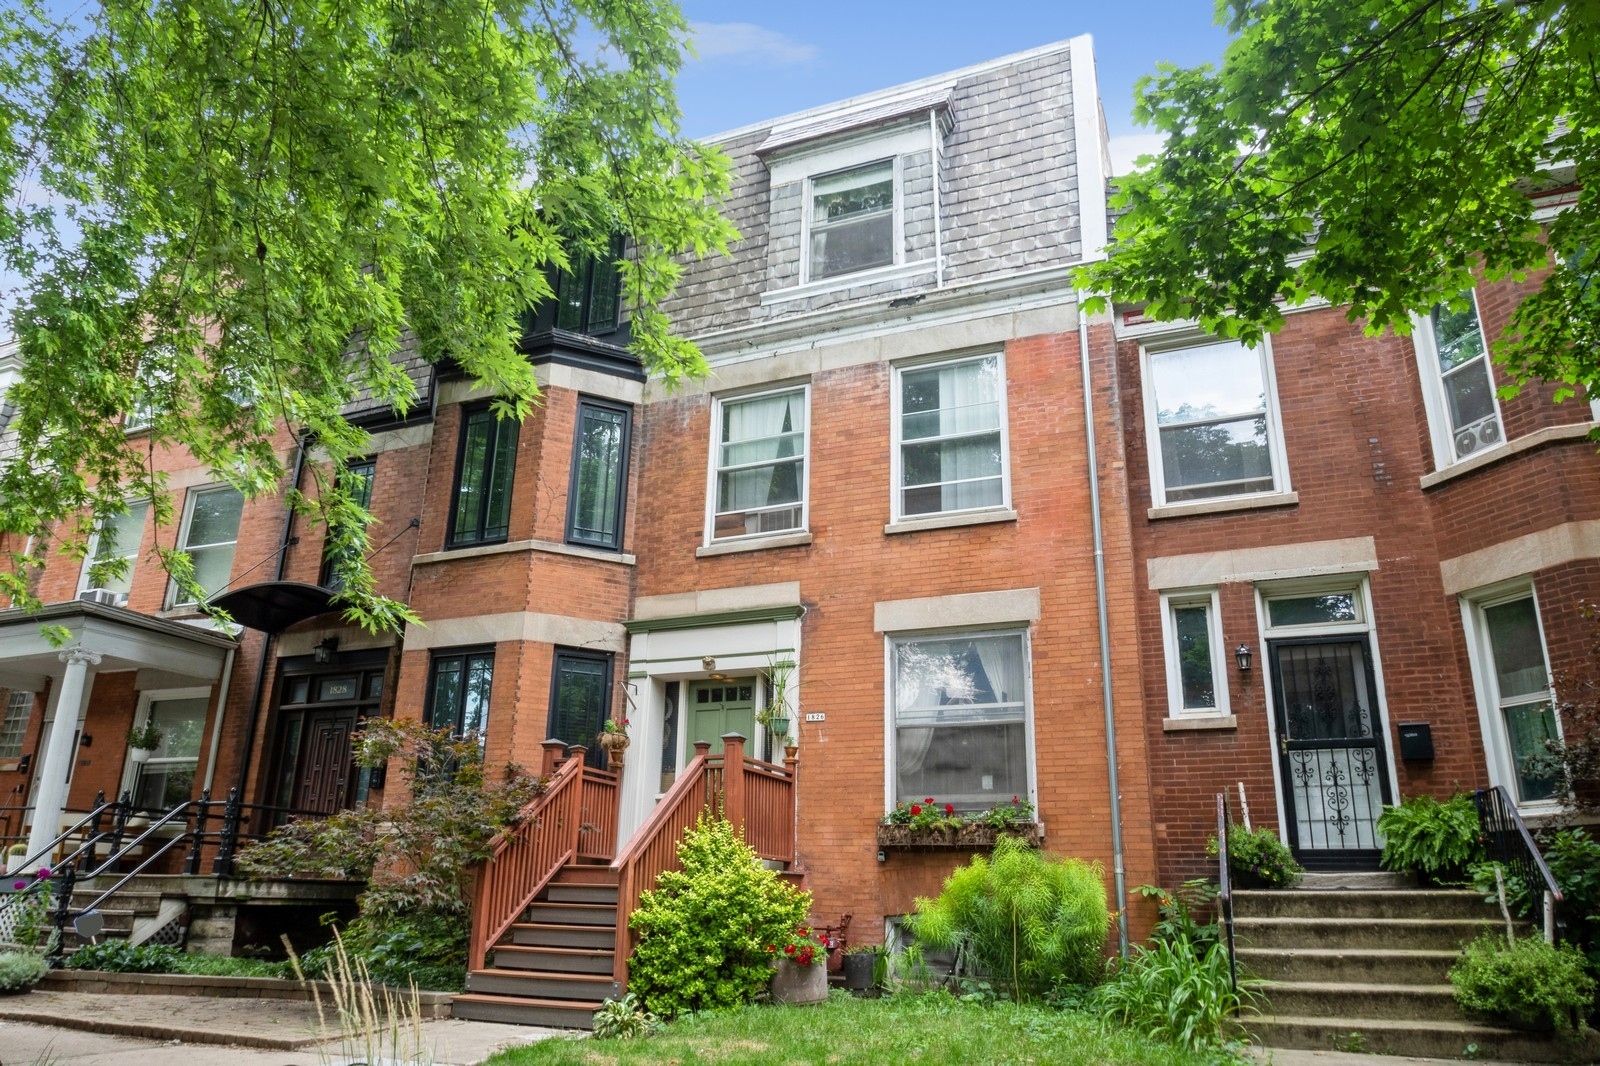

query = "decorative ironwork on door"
[1270,637,1391,866]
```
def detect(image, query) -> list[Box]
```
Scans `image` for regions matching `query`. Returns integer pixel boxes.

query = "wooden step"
[491,944,614,975]
[551,866,619,886]
[545,884,618,905]
[509,923,614,950]
[465,967,619,1002]
[450,992,602,1030]
[523,901,616,927]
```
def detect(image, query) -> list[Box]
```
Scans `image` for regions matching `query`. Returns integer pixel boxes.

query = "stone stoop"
[1234,880,1599,1062]
[450,865,621,1030]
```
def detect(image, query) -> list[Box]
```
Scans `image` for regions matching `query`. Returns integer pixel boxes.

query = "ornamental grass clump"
[905,836,1110,1000]
[627,816,810,1017]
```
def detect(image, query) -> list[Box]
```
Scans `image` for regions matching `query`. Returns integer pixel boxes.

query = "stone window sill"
[697,532,813,558]
[884,508,1018,536]
[1163,715,1238,732]
[1148,492,1298,521]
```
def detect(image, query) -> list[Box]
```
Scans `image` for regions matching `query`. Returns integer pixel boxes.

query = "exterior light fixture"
[1235,644,1253,672]
[701,656,716,671]
[876,848,887,863]
[314,636,340,665]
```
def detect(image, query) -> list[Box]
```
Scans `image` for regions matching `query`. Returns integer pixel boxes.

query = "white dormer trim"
[1069,35,1109,259]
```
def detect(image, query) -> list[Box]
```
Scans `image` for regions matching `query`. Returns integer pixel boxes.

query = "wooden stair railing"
[469,741,618,972]
[610,733,797,987]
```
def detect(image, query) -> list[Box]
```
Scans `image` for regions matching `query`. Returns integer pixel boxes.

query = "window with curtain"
[82,500,149,603]
[567,400,631,550]
[896,355,1006,518]
[321,458,376,590]
[712,387,807,541]
[1146,338,1281,504]
[427,649,495,740]
[1481,594,1559,803]
[132,696,209,810]
[449,405,517,548]
[809,161,895,281]
[548,651,613,768]
[890,630,1030,810]
[169,486,244,607]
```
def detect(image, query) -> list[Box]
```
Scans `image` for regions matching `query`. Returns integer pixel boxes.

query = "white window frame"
[1410,289,1506,470]
[77,499,149,605]
[0,690,32,760]
[119,686,211,806]
[166,484,244,609]
[889,352,1012,523]
[1460,580,1564,811]
[802,157,902,285]
[1160,589,1230,719]
[1140,334,1290,508]
[704,384,811,546]
[881,626,1036,814]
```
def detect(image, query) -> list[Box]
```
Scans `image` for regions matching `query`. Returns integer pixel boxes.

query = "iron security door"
[1269,636,1391,868]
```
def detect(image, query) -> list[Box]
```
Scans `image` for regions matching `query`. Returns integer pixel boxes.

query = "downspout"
[1079,292,1128,957]
[232,433,309,804]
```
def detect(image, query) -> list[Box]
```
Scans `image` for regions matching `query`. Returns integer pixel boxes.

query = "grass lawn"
[484,991,1241,1066]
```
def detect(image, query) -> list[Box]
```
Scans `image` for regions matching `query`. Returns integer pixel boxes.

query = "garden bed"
[875,821,1043,850]
[40,968,455,1015]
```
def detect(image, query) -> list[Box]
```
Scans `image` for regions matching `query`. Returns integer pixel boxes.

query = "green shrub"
[0,950,47,991]
[627,816,811,1017]
[299,910,467,991]
[1138,880,1220,955]
[65,940,179,973]
[1208,825,1302,888]
[167,953,292,979]
[1094,935,1258,1052]
[905,836,1110,999]
[1377,793,1484,882]
[591,993,662,1040]
[1449,933,1596,1033]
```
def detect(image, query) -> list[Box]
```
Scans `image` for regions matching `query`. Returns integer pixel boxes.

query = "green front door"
[690,679,757,749]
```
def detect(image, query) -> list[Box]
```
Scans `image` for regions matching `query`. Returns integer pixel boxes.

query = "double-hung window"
[1144,338,1286,505]
[1413,291,1503,464]
[448,405,517,548]
[168,486,244,608]
[567,400,631,550]
[710,387,808,541]
[889,630,1030,810]
[321,458,376,591]
[0,690,31,760]
[894,354,1007,519]
[427,649,494,740]
[1160,590,1229,718]
[808,160,895,282]
[131,695,208,810]
[80,501,149,604]
[549,650,614,768]
[1471,589,1560,804]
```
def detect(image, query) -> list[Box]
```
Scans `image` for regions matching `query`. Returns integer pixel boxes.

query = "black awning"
[209,581,337,633]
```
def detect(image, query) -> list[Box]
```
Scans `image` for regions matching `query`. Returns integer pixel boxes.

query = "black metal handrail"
[1216,791,1237,991]
[1475,785,1563,941]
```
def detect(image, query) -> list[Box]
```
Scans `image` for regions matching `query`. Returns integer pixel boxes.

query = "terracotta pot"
[770,957,828,1005]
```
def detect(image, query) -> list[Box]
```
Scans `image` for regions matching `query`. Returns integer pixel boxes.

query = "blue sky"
[674,1,1230,173]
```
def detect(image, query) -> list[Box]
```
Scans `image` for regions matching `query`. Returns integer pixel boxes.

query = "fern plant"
[905,836,1110,1000]
[1377,793,1484,883]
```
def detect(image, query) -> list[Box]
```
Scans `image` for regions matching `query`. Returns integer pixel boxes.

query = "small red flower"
[910,804,922,816]
[1012,796,1019,804]
[784,944,795,955]
[766,945,776,952]
[944,803,955,815]
[925,797,935,804]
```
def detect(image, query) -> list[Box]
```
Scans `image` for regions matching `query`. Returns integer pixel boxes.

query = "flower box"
[875,821,1043,850]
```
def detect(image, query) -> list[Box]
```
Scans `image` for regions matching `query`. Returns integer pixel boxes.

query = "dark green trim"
[624,604,804,634]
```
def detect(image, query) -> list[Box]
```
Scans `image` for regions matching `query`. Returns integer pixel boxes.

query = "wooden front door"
[690,680,756,749]
[293,709,358,814]
[1269,636,1392,869]
[267,652,387,819]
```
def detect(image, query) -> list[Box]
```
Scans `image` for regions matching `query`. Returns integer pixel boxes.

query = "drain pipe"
[1078,292,1128,957]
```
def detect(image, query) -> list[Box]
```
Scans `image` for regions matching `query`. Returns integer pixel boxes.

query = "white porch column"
[26,648,101,863]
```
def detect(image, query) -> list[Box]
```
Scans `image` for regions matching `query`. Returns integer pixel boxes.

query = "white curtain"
[971,636,1023,709]
[936,359,1000,511]
[722,393,798,510]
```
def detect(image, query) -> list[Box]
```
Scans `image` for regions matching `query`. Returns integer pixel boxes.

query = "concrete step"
[1257,980,1463,1023]
[450,992,601,1030]
[544,884,618,905]
[1242,1012,1600,1063]
[509,923,614,950]
[491,944,614,975]
[1235,889,1495,921]
[523,902,616,927]
[1236,916,1498,952]
[1297,871,1415,891]
[1238,946,1458,985]
[464,968,619,1002]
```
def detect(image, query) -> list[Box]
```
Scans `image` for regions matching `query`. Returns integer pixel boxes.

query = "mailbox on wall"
[1398,722,1435,761]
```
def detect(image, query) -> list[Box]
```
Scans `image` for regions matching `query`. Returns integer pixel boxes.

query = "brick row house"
[0,35,1594,977]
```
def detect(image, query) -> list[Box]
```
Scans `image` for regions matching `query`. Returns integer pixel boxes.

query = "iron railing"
[1475,785,1563,942]
[1215,791,1237,991]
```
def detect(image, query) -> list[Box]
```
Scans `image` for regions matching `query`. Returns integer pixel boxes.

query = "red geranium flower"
[910,804,922,816]
[925,797,934,804]
[944,803,955,815]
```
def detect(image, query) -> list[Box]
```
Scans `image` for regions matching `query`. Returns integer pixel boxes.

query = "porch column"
[26,648,101,863]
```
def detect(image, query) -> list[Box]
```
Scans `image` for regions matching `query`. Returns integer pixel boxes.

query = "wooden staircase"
[452,863,621,1029]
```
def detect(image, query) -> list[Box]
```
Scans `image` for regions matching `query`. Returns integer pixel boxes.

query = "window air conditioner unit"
[79,588,128,607]
[1454,417,1502,457]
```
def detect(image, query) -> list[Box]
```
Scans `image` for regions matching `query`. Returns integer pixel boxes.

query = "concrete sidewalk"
[0,989,569,1064]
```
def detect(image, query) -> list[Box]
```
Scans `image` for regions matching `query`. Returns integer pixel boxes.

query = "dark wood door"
[293,709,357,815]
[1269,636,1392,869]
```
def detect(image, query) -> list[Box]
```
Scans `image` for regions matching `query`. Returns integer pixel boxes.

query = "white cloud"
[1107,133,1165,176]
[689,22,818,67]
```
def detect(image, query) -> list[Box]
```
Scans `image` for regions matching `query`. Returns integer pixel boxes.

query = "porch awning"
[0,599,236,691]
[209,581,337,634]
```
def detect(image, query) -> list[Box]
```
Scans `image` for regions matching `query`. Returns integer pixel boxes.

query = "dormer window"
[808,161,895,281]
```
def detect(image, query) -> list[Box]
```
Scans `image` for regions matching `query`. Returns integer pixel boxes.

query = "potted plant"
[5,844,26,875]
[877,797,1044,850]
[126,721,163,763]
[596,717,629,766]
[758,659,796,743]
[1208,823,1303,888]
[1376,793,1484,884]
[842,944,880,993]
[768,925,830,1006]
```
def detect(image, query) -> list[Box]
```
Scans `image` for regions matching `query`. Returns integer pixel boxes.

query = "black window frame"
[425,647,496,739]
[554,241,623,337]
[565,398,632,551]
[447,403,518,549]
[548,649,615,768]
[321,456,377,590]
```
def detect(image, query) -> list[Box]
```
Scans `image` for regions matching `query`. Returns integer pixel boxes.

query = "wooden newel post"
[721,733,747,834]
[693,740,711,760]
[540,739,566,777]
[565,746,588,856]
